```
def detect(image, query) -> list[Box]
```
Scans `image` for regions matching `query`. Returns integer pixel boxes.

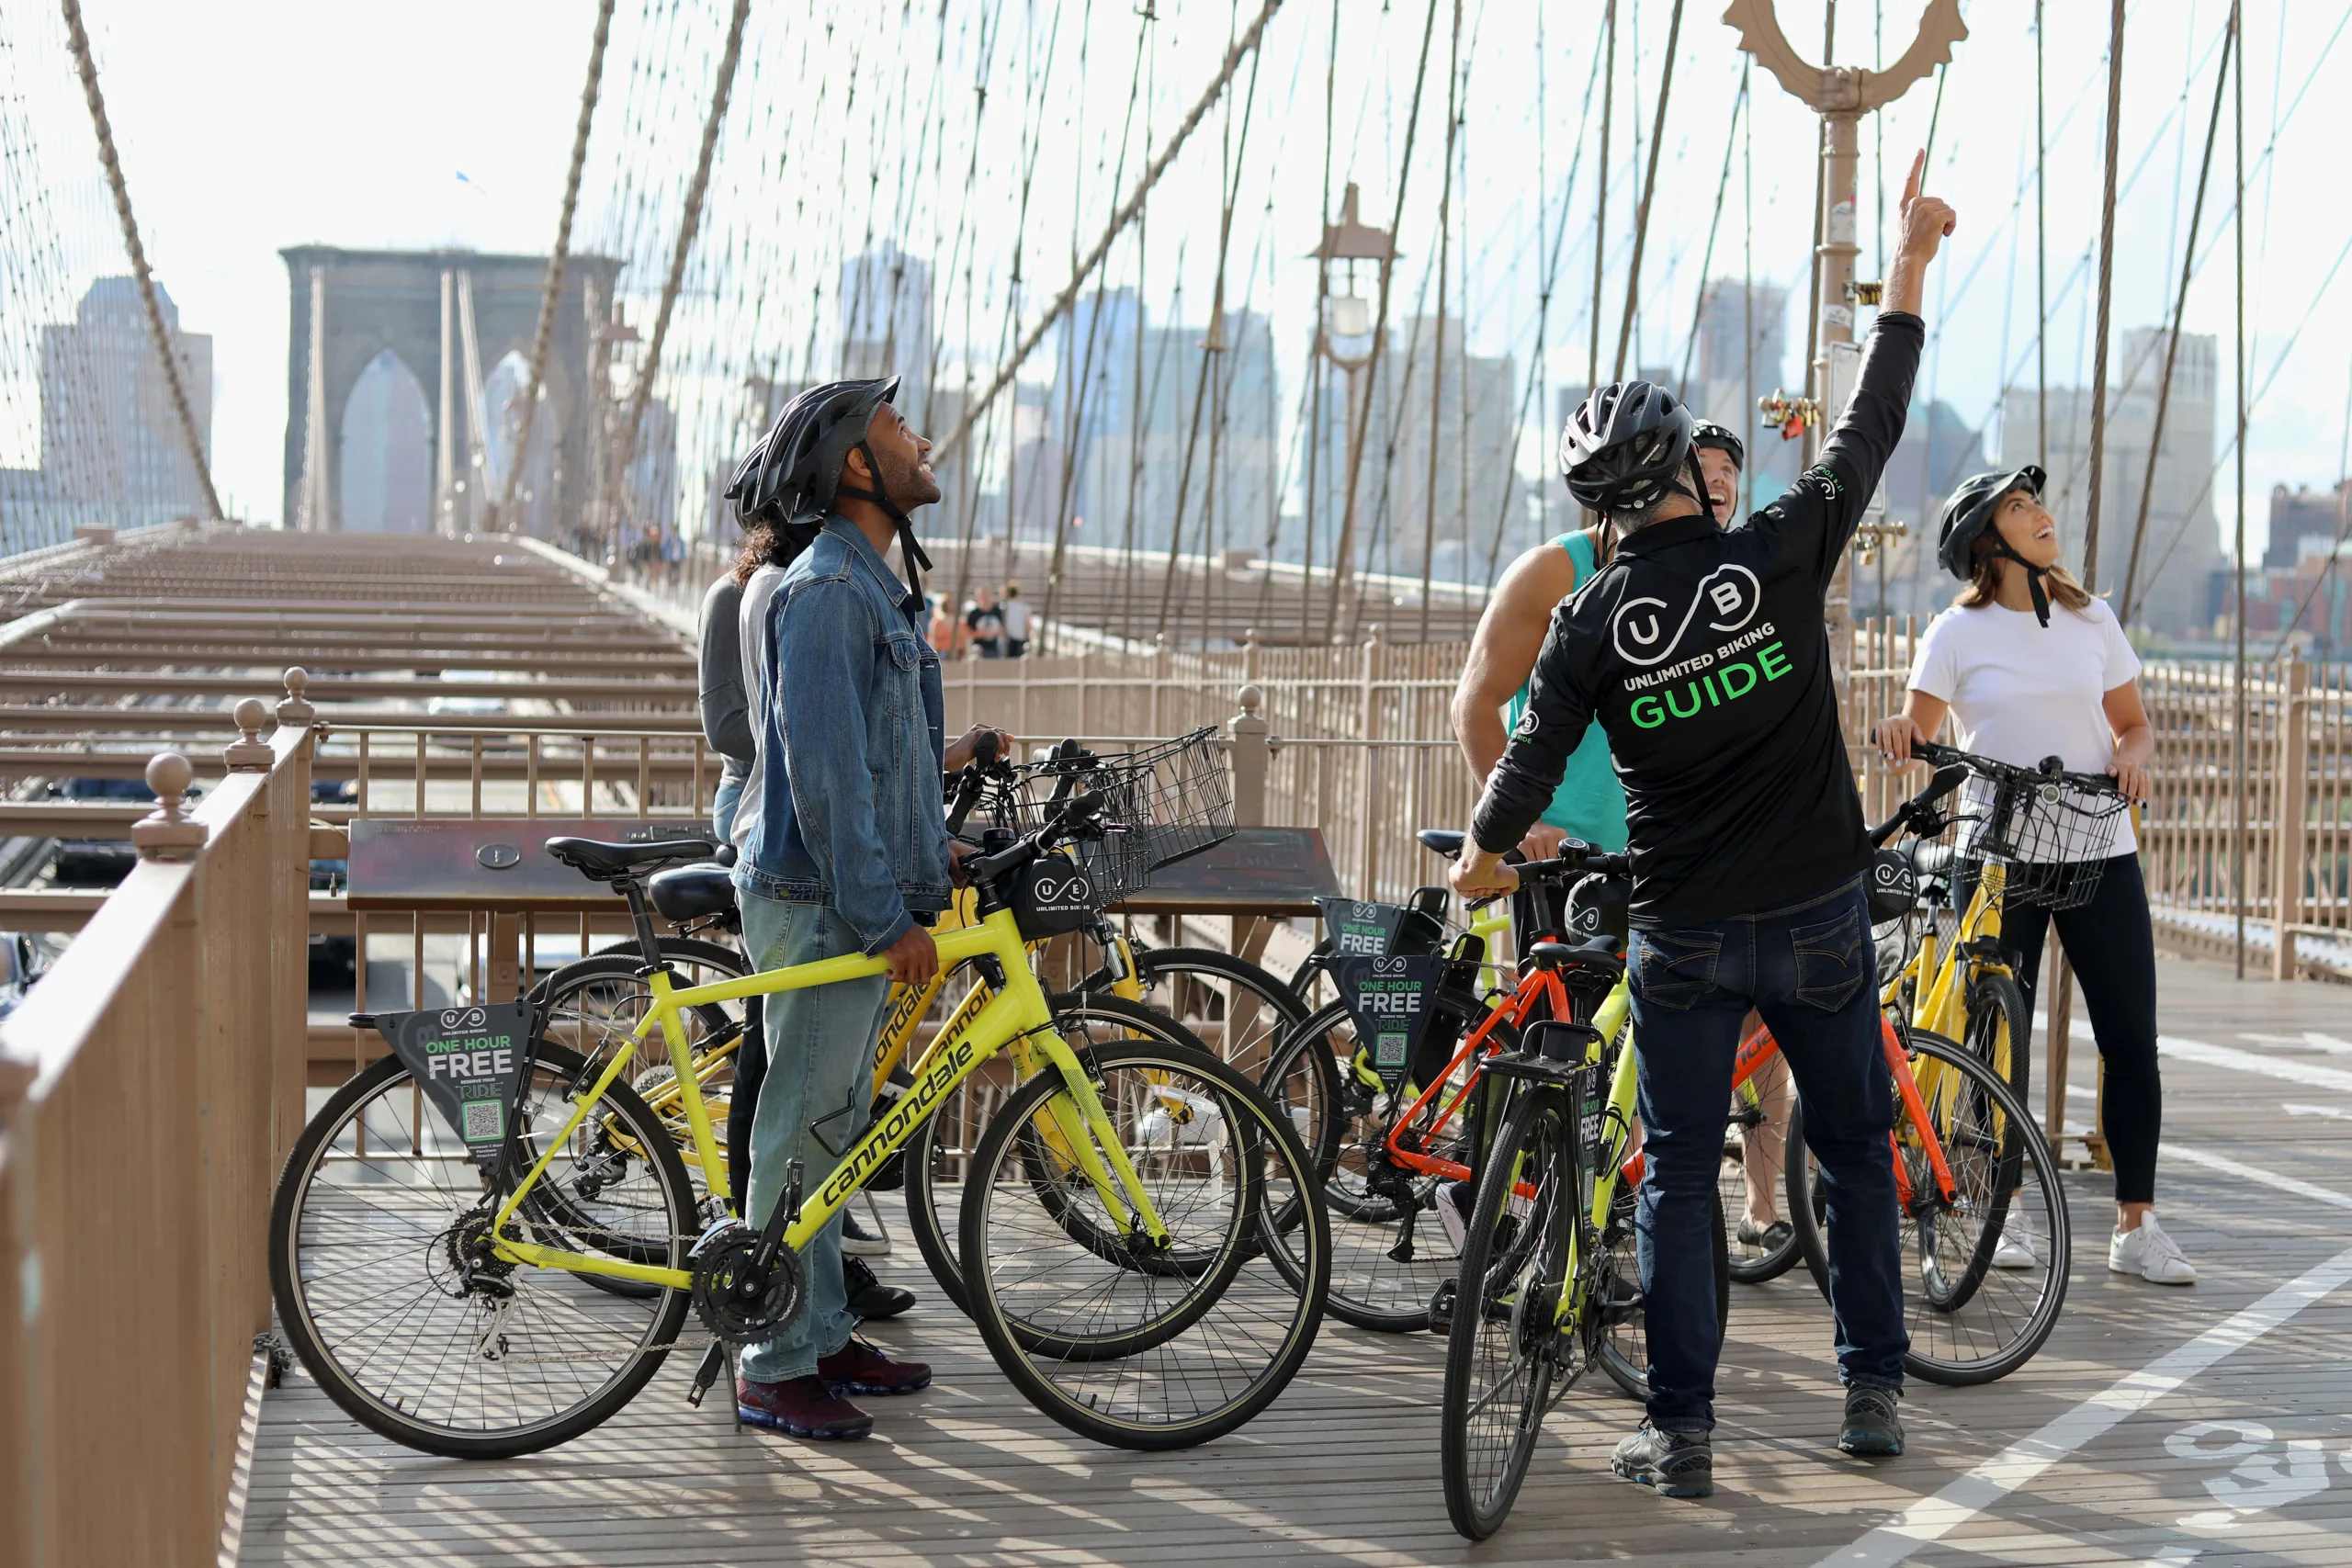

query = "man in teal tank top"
[1452,423,1743,857]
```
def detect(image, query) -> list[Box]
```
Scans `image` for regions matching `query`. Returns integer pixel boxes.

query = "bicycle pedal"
[685,1342,729,1408]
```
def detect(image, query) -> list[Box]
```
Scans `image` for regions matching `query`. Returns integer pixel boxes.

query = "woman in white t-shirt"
[1875,466,2194,1287]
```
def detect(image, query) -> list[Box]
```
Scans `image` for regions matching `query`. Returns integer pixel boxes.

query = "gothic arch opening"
[339,348,430,532]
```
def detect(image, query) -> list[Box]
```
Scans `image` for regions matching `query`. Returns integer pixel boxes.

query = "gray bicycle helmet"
[1937,465,2051,625]
[1558,380,1708,522]
[725,376,933,599]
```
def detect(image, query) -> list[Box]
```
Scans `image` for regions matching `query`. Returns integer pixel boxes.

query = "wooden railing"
[1,689,317,1568]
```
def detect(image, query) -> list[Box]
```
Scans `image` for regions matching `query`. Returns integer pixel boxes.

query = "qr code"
[461,1100,503,1143]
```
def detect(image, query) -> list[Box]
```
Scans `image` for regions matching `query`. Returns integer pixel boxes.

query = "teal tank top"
[1500,531,1630,852]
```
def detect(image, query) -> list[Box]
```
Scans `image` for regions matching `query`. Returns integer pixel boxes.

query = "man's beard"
[876,447,944,513]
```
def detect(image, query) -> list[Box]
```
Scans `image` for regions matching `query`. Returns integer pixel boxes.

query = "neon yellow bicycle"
[269,771,1330,1459]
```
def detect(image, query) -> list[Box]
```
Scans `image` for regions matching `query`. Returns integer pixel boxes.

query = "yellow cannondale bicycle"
[269,733,1330,1459]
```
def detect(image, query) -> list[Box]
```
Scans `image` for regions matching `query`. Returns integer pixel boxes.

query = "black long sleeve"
[1467,312,1925,927]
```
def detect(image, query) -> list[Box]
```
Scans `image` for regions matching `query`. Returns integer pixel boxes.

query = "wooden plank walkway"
[238,955,2352,1567]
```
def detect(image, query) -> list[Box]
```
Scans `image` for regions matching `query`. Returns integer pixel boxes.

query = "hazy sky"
[17,0,2348,562]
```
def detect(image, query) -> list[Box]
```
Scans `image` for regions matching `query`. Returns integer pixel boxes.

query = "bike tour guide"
[1451,152,1957,1500]
[718,376,958,1441]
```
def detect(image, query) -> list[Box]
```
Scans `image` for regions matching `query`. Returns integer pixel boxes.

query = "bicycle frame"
[488,905,1172,1288]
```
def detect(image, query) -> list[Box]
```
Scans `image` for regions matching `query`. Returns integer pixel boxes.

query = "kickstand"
[859,1188,894,1248]
[728,1343,743,1432]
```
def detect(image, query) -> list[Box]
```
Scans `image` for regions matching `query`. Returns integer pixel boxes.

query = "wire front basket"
[1963,767,2132,911]
[973,727,1235,903]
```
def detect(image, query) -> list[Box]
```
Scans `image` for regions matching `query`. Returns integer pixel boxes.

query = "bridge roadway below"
[237,957,2352,1568]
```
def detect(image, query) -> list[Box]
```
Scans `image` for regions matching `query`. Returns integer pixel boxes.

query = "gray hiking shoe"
[1611,1421,1714,1498]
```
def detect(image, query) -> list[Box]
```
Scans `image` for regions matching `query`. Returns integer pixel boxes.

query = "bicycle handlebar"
[961,788,1107,889]
[1867,761,1968,847]
[1464,841,1630,909]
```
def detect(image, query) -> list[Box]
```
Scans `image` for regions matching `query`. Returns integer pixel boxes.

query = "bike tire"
[960,1038,1330,1450]
[1116,945,1312,1080]
[1965,969,2031,1108]
[269,1044,696,1460]
[1440,1081,1574,1540]
[1784,1028,2072,1385]
[902,993,1229,1315]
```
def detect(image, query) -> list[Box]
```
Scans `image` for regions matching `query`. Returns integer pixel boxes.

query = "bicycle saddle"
[544,836,718,881]
[1527,937,1625,982]
[1417,828,1464,859]
[648,863,738,923]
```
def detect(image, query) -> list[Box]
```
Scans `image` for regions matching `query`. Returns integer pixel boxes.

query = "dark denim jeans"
[1626,874,1907,1432]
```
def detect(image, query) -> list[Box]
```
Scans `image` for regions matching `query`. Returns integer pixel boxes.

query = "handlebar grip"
[974,729,1001,766]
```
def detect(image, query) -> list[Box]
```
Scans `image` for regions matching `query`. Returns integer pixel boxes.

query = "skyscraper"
[29,277,212,535]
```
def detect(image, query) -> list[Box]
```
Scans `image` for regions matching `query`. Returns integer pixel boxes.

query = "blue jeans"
[1627,874,1907,1432]
[711,779,743,845]
[736,892,891,1383]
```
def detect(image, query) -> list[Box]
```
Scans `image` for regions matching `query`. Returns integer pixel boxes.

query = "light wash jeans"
[735,890,892,1383]
[711,778,744,846]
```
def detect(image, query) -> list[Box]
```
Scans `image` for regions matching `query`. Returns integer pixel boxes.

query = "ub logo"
[440,1007,488,1032]
[1611,564,1761,666]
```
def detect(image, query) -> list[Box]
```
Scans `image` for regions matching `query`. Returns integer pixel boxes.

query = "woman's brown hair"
[1955,515,2093,614]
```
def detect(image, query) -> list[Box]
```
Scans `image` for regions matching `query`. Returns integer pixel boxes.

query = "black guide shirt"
[1473,311,1926,930]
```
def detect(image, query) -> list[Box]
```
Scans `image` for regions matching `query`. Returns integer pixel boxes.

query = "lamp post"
[1724,0,1967,686]
[1309,182,1397,642]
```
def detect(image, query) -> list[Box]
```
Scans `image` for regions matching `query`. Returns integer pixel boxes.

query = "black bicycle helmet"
[1937,465,2052,626]
[1690,420,1745,471]
[1558,380,1705,521]
[725,375,933,600]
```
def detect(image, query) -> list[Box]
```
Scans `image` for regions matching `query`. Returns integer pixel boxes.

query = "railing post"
[133,752,205,862]
[2272,652,2311,980]
[222,698,273,773]
[1228,684,1269,828]
[276,665,316,726]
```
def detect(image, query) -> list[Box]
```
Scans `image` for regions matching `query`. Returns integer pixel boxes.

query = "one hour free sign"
[372,1001,535,1168]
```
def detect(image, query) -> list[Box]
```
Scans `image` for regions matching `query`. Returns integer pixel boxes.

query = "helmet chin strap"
[1984,533,2053,626]
[838,438,935,610]
[1683,450,1718,528]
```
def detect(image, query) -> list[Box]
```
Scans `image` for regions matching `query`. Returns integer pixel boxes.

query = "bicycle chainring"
[689,1224,805,1346]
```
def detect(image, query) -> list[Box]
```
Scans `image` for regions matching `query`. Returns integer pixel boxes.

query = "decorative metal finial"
[223,698,274,772]
[133,751,205,862]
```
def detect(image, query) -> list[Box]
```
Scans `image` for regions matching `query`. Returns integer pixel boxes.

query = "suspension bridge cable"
[57,0,221,523]
[1323,0,1441,644]
[1589,0,1616,392]
[2119,11,2233,626]
[930,0,1286,475]
[500,0,615,533]
[2080,0,2127,592]
[1416,0,1464,641]
[1672,68,1746,397]
[2232,0,2245,977]
[1612,0,1686,382]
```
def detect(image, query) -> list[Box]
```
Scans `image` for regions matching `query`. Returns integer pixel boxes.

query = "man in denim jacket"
[728,379,950,1439]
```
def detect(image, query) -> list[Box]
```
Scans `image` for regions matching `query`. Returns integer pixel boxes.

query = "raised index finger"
[1902,149,1926,206]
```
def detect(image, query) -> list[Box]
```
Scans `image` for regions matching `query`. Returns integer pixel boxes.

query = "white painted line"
[1816,1163,2352,1568]
[2159,1143,2352,1213]
[2154,1034,2352,1096]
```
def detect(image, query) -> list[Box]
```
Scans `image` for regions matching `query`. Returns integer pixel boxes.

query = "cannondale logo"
[1611,564,1761,666]
[440,1007,489,1032]
[1033,871,1094,906]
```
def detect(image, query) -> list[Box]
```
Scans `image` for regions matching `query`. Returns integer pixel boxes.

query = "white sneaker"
[1435,1179,1474,1254]
[1991,1210,2037,1269]
[2109,1213,2197,1285]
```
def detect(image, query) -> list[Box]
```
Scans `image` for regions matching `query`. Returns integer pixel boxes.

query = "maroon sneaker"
[819,1337,932,1396]
[736,1375,872,1439]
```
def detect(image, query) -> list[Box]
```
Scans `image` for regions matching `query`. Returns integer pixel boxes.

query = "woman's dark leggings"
[2002,853,2162,1206]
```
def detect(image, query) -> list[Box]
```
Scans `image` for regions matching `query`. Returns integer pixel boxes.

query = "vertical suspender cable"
[1612,0,1687,381]
[500,0,616,534]
[615,0,753,558]
[1301,0,1339,640]
[2231,0,2247,978]
[59,0,224,522]
[1742,56,1753,519]
[2081,0,2126,592]
[1674,70,1744,396]
[1589,0,1617,393]
[2121,13,2233,626]
[2035,0,2048,465]
[1418,0,1464,641]
[1322,0,1442,644]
